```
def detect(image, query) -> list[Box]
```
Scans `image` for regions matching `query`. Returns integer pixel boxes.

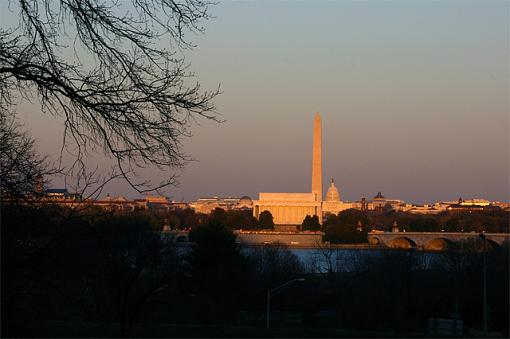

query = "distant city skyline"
[3,1,508,204]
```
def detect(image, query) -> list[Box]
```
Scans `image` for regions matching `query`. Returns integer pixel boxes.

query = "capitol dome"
[325,179,340,202]
[237,196,253,209]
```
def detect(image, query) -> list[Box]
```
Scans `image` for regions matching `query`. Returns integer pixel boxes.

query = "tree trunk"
[120,309,130,338]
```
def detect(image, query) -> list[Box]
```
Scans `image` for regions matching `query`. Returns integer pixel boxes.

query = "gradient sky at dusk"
[4,1,509,204]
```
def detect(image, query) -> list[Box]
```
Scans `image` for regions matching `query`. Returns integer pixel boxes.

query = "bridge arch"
[388,237,416,249]
[485,239,500,249]
[368,237,380,246]
[175,235,188,242]
[424,238,453,251]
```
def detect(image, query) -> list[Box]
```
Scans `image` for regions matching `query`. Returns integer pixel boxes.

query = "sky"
[3,1,509,204]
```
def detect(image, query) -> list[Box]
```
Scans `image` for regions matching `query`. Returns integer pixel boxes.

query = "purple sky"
[3,1,509,204]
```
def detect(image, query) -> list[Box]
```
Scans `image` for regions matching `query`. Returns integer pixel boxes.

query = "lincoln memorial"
[253,113,324,227]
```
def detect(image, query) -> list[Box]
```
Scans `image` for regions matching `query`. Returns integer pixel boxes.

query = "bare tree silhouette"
[0,0,220,192]
[0,110,58,200]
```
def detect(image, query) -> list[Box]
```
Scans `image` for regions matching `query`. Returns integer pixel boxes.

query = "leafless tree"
[0,109,58,200]
[309,241,341,275]
[246,243,304,283]
[0,0,220,192]
[308,241,369,274]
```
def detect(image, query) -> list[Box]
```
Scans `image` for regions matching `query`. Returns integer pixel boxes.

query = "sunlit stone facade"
[253,193,322,226]
[253,113,323,226]
[189,196,252,214]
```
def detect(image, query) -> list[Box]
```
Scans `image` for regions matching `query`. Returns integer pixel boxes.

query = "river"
[288,247,445,273]
[176,242,460,274]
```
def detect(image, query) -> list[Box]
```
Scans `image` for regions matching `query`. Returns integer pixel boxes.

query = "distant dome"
[374,191,385,200]
[238,196,253,208]
[325,179,340,202]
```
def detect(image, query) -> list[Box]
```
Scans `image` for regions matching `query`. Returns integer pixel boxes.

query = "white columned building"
[253,113,323,227]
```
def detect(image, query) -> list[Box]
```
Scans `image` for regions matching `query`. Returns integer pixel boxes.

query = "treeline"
[2,202,509,337]
[305,243,509,336]
[162,206,509,239]
[128,205,508,246]
[367,208,509,233]
[1,203,298,337]
[322,208,509,244]
[161,207,275,231]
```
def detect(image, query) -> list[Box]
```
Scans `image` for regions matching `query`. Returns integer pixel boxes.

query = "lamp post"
[266,278,305,329]
[479,232,487,335]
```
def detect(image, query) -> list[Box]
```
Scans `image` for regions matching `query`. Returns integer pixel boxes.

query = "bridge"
[161,229,510,251]
[367,232,509,250]
[161,230,190,243]
[160,230,325,247]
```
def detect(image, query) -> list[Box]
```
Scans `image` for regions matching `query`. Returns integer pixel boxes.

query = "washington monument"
[252,112,324,226]
[312,112,322,201]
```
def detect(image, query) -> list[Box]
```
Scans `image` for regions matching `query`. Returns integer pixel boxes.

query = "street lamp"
[266,278,305,328]
[479,232,487,335]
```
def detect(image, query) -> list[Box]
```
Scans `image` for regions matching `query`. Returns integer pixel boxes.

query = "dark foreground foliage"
[2,203,509,338]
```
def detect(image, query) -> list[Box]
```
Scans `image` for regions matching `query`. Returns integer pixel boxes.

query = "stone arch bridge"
[161,230,190,243]
[368,232,509,251]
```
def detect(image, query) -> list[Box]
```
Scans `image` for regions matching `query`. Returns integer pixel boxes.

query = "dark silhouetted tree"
[258,210,275,230]
[408,217,441,232]
[323,209,369,244]
[383,202,395,215]
[0,111,57,200]
[89,213,180,337]
[210,207,227,222]
[301,215,321,231]
[188,220,247,323]
[245,244,304,309]
[224,209,258,230]
[164,207,208,230]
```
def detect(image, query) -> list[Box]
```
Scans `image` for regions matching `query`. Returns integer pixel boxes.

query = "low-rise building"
[189,196,253,214]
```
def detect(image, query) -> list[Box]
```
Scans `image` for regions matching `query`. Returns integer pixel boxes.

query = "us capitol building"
[253,113,362,229]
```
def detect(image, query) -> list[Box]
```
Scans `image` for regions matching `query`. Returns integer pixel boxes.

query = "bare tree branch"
[0,108,59,200]
[0,0,220,192]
